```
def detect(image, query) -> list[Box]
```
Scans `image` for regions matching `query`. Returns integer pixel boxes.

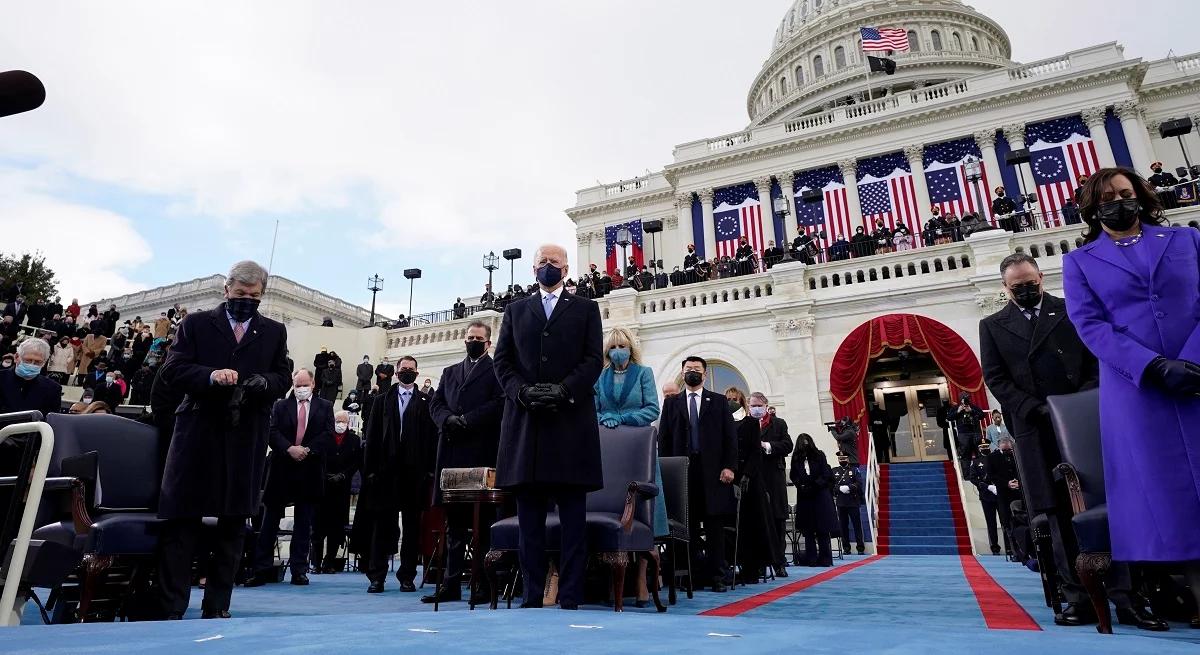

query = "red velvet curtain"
[829,314,989,462]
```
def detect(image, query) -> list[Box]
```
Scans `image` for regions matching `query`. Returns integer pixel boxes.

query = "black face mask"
[1097,198,1140,232]
[397,370,418,385]
[682,371,703,387]
[226,297,260,322]
[465,340,487,359]
[536,264,563,288]
[727,399,742,414]
[1010,282,1041,309]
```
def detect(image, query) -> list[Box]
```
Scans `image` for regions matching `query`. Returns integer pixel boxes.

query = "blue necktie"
[399,390,410,428]
[543,293,555,320]
[688,392,700,453]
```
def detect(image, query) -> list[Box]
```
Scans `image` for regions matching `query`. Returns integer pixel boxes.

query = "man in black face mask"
[156,260,291,619]
[1147,161,1179,190]
[978,253,1139,627]
[683,244,699,284]
[425,320,505,605]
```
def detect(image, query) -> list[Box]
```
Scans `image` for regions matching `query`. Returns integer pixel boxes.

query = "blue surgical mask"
[536,264,563,288]
[608,348,630,366]
[15,362,41,379]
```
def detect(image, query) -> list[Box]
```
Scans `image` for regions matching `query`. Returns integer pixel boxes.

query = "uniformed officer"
[1148,161,1179,189]
[832,451,865,555]
[967,438,1007,555]
[683,245,699,284]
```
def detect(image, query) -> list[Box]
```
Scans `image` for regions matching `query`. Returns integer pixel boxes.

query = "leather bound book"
[439,467,496,491]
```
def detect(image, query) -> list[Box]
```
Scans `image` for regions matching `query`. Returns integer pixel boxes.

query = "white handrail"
[0,421,55,627]
[864,428,880,554]
[945,426,979,556]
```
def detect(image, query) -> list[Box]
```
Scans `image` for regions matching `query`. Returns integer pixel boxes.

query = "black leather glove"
[444,415,468,434]
[534,383,569,407]
[242,374,268,393]
[520,384,560,412]
[326,472,345,483]
[1146,357,1200,394]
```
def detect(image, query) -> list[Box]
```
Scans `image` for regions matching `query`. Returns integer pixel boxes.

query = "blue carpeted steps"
[878,461,971,555]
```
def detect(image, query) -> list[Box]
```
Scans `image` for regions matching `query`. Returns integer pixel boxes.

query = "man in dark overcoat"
[155,261,291,619]
[424,320,504,604]
[492,244,603,610]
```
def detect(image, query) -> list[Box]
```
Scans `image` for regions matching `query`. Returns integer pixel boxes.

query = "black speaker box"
[1159,117,1193,139]
[642,219,663,233]
[1005,149,1031,166]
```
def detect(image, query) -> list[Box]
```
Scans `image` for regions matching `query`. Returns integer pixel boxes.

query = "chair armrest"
[1052,463,1087,515]
[0,475,92,534]
[620,481,660,533]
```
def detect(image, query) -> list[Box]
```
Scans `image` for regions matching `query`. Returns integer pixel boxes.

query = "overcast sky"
[1,1,1196,318]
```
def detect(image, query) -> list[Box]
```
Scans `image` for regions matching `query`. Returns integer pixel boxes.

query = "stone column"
[777,171,800,243]
[589,229,605,271]
[663,216,679,270]
[674,192,694,262]
[754,176,776,246]
[973,129,1003,199]
[837,159,862,228]
[1081,106,1117,168]
[904,143,933,218]
[1003,123,1037,198]
[576,230,591,272]
[1115,100,1155,174]
[698,188,717,260]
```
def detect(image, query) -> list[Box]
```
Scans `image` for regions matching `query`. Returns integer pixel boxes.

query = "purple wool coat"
[1062,224,1200,562]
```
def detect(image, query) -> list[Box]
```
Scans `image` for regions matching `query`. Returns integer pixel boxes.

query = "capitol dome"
[750,0,1013,126]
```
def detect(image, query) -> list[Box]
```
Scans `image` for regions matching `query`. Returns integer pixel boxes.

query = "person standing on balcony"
[683,245,700,284]
[872,220,893,255]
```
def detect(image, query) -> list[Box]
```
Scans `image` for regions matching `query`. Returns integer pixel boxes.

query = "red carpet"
[877,463,891,555]
[699,555,885,617]
[959,554,1042,631]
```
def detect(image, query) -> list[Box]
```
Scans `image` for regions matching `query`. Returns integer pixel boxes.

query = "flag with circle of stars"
[924,137,995,223]
[712,183,767,263]
[603,220,644,275]
[1025,115,1099,227]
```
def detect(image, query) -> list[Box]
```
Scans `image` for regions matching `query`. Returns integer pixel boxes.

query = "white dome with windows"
[752,0,1014,127]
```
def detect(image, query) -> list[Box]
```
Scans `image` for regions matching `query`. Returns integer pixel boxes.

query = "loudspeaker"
[801,189,823,203]
[403,268,422,279]
[1005,149,1031,166]
[1159,117,1194,139]
[643,219,664,233]
[502,248,522,260]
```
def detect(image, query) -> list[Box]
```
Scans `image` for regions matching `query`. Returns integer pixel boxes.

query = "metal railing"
[864,431,880,554]
[945,425,980,556]
[0,421,55,627]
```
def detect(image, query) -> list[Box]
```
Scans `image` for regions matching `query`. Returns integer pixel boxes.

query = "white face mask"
[749,406,768,419]
[334,422,348,434]
[294,387,313,401]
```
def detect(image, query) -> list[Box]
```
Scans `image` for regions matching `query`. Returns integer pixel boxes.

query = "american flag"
[858,152,922,242]
[860,27,909,52]
[924,137,995,223]
[794,166,852,253]
[1027,116,1099,226]
[604,219,644,275]
[713,183,766,262]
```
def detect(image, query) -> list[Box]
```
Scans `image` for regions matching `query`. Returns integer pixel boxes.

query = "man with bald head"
[494,243,604,609]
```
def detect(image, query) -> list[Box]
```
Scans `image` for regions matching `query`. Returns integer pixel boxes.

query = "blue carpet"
[881,462,969,555]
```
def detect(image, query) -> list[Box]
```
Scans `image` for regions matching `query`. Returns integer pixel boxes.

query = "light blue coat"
[594,363,668,538]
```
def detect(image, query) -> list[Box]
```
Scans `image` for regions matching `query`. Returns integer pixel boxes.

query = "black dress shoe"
[519,600,543,609]
[201,609,232,619]
[773,565,789,578]
[242,572,272,588]
[421,586,463,603]
[291,573,310,586]
[1054,603,1098,626]
[1116,607,1169,632]
[367,581,385,593]
[856,547,866,555]
[559,603,579,610]
[165,613,183,620]
[399,580,417,593]
[710,579,728,593]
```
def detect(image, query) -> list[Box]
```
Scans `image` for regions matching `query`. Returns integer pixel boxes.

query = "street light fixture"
[482,251,500,309]
[366,273,384,326]
[403,269,421,321]
[772,196,795,262]
[963,155,985,219]
[503,248,522,292]
[615,225,632,288]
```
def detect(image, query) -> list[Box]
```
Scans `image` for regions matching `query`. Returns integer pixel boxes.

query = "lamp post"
[482,251,500,309]
[402,269,421,321]
[503,248,522,292]
[615,225,632,288]
[772,196,794,262]
[963,156,985,220]
[366,273,384,326]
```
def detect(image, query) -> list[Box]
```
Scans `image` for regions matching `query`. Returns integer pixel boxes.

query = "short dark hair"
[399,355,418,368]
[466,320,492,339]
[999,252,1038,277]
[682,356,707,371]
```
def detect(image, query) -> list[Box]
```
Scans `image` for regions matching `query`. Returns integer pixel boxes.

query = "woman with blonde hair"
[725,387,781,582]
[594,326,666,607]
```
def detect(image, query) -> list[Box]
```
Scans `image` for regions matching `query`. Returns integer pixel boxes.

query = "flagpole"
[863,55,874,103]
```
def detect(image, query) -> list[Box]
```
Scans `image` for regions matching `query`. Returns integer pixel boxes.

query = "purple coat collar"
[1077,223,1174,281]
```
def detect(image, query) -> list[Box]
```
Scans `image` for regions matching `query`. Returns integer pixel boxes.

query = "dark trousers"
[774,518,788,567]
[516,489,586,608]
[446,504,493,585]
[687,456,730,583]
[311,531,344,569]
[363,508,421,584]
[157,517,246,615]
[254,502,316,575]
[872,432,891,464]
[979,495,1010,553]
[838,506,865,552]
[1045,513,1133,607]
[801,527,832,566]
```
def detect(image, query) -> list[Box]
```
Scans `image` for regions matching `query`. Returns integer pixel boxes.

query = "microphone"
[0,70,46,118]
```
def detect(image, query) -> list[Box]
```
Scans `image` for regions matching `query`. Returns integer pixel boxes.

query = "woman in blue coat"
[594,326,667,608]
[1063,167,1200,626]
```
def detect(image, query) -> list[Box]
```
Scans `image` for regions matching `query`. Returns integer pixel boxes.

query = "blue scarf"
[598,363,640,411]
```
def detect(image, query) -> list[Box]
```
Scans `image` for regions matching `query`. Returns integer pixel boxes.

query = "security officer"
[831,451,865,555]
[967,438,1007,556]
[1148,161,1179,189]
[683,245,699,284]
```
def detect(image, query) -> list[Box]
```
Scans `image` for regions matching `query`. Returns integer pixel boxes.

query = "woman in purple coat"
[1063,168,1200,627]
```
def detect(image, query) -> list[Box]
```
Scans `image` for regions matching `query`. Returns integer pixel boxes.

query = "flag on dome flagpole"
[794,166,852,253]
[860,27,910,52]
[924,137,995,223]
[1026,116,1100,227]
[603,220,644,275]
[857,152,923,245]
[713,183,766,262]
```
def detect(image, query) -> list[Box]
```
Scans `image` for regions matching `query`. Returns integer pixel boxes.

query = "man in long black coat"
[351,355,438,593]
[755,394,793,575]
[312,410,362,573]
[492,244,603,610]
[246,370,334,586]
[355,356,373,394]
[424,320,504,603]
[156,262,291,619]
[657,356,738,591]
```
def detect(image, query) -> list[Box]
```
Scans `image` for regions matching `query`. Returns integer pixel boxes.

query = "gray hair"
[226,260,269,290]
[335,410,350,421]
[997,434,1015,447]
[17,338,50,361]
[293,368,314,384]
[750,392,769,404]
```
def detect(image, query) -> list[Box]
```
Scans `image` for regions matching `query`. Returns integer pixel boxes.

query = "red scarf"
[759,413,772,430]
[334,432,345,447]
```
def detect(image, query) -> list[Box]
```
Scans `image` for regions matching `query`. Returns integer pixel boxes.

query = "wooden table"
[435,488,512,611]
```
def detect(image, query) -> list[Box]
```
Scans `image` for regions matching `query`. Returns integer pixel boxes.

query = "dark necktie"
[1025,308,1038,324]
[688,392,700,453]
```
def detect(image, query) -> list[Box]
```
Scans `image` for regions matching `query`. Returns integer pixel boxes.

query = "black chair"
[1010,409,1070,615]
[656,456,692,604]
[1046,388,1113,634]
[30,413,162,622]
[488,425,664,612]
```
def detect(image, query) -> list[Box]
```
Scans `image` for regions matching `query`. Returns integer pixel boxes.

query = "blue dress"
[594,363,669,538]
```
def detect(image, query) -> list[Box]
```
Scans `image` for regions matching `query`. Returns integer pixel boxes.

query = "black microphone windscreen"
[0,70,46,118]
